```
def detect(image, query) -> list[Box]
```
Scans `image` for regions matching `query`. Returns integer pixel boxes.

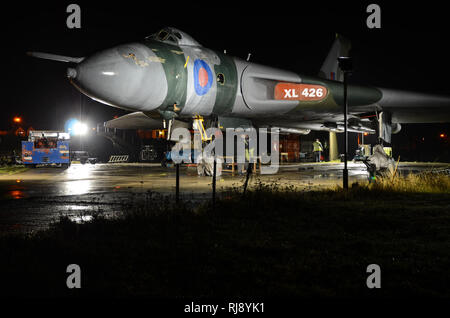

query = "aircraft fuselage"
[68,31,382,126]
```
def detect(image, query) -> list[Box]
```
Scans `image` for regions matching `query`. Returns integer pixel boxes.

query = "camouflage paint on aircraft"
[73,27,384,119]
[212,50,238,116]
[142,40,188,113]
[46,26,449,136]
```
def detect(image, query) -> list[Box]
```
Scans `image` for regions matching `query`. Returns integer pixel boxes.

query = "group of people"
[237,137,325,174]
[194,136,325,176]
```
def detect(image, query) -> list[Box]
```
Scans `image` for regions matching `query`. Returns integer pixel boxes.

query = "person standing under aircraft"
[313,138,323,162]
[237,135,255,174]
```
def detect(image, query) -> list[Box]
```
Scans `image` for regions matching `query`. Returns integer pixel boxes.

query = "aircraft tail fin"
[318,34,351,82]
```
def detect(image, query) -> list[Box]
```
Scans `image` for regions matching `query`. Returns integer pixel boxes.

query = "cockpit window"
[157,30,169,41]
[145,28,201,47]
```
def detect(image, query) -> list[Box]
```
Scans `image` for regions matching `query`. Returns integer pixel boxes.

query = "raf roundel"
[194,59,213,96]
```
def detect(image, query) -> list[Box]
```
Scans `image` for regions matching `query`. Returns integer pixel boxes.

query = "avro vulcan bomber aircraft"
[29,27,450,143]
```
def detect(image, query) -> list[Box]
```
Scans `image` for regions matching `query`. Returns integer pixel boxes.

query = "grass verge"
[0,165,29,175]
[1,173,449,298]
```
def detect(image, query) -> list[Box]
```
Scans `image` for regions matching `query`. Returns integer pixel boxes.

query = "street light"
[65,119,89,152]
[65,119,88,136]
[13,116,22,124]
[337,56,353,190]
[73,122,88,135]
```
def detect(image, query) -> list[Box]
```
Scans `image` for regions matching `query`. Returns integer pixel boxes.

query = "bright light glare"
[65,164,92,195]
[65,118,89,136]
[73,122,88,135]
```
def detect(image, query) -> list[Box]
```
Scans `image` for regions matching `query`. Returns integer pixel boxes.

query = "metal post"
[338,56,352,190]
[329,131,338,161]
[212,157,216,208]
[176,163,180,204]
[243,162,253,196]
[343,71,349,189]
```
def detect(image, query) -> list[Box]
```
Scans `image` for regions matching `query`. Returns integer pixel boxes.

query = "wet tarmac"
[0,161,448,233]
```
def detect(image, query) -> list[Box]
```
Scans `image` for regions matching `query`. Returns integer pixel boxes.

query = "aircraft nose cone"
[71,43,168,111]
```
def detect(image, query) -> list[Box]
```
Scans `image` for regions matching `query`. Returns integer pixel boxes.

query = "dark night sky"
[1,1,450,135]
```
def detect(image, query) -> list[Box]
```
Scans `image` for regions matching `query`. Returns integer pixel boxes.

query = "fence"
[108,155,129,163]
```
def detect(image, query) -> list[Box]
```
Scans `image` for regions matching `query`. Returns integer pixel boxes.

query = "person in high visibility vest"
[245,139,255,162]
[238,134,255,174]
[313,138,323,162]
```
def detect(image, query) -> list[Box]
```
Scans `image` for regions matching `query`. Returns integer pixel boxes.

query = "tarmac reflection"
[64,164,93,195]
